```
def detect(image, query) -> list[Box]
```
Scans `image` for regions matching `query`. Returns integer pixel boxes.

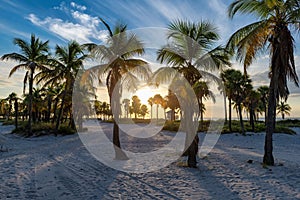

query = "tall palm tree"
[86,19,151,160]
[277,100,291,120]
[227,0,299,165]
[1,34,49,135]
[37,41,87,133]
[244,89,261,132]
[156,19,230,168]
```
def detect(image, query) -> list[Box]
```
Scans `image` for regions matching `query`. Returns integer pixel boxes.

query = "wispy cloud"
[27,2,107,44]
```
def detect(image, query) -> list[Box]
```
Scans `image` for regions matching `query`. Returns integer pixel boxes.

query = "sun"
[135,86,156,105]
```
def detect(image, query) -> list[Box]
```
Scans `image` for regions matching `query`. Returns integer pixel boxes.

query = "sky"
[0,0,300,118]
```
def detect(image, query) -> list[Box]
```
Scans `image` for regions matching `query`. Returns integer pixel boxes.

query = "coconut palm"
[36,41,87,133]
[277,100,291,120]
[86,19,151,159]
[1,34,49,135]
[156,19,230,168]
[227,0,299,165]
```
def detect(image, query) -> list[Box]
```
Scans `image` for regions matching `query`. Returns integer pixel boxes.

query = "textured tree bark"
[263,80,275,166]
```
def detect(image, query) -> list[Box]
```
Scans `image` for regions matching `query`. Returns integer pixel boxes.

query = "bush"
[58,125,76,135]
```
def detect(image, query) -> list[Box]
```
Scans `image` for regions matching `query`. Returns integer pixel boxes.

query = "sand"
[0,122,299,199]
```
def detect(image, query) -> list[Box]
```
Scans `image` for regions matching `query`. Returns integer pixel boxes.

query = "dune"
[0,121,299,199]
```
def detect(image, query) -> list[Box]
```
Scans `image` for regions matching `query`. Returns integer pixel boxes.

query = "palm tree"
[227,69,252,134]
[258,86,269,124]
[37,41,86,133]
[153,94,163,121]
[86,19,151,160]
[244,89,261,132]
[122,98,131,119]
[277,101,291,120]
[193,81,216,125]
[1,34,49,135]
[156,19,230,168]
[5,92,17,120]
[139,104,148,119]
[221,69,235,132]
[165,90,180,121]
[131,95,141,119]
[227,0,299,165]
[147,97,154,119]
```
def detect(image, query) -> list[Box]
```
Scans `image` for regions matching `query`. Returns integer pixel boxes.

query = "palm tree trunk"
[224,93,228,122]
[263,80,276,166]
[14,99,18,129]
[238,103,245,134]
[55,90,66,134]
[229,98,232,132]
[156,104,159,121]
[28,70,34,136]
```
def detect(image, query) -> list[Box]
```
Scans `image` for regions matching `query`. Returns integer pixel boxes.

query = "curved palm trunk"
[109,74,128,160]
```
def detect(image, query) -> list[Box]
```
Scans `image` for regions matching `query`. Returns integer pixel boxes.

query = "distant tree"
[147,97,154,119]
[139,104,148,119]
[131,95,141,119]
[165,90,180,121]
[153,94,163,120]
[122,98,131,119]
[229,70,252,134]
[258,86,269,124]
[277,101,291,120]
[193,81,215,125]
[244,89,261,132]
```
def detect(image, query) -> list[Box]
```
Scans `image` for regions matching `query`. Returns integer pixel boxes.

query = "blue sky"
[0,0,300,117]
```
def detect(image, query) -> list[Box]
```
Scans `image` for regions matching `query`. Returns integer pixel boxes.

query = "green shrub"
[58,125,76,135]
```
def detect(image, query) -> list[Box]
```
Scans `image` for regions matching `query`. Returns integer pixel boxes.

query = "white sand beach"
[0,122,299,199]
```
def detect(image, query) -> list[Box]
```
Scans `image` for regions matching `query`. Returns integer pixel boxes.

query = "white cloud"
[27,2,108,44]
[70,2,87,11]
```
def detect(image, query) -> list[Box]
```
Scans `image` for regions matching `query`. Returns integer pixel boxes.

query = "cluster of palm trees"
[1,0,299,167]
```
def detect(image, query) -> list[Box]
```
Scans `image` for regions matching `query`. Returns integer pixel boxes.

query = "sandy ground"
[0,122,299,200]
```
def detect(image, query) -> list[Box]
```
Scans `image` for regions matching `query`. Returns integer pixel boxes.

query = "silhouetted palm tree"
[156,19,230,168]
[1,34,49,135]
[227,0,299,165]
[86,19,151,159]
[277,101,291,120]
[37,41,86,134]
